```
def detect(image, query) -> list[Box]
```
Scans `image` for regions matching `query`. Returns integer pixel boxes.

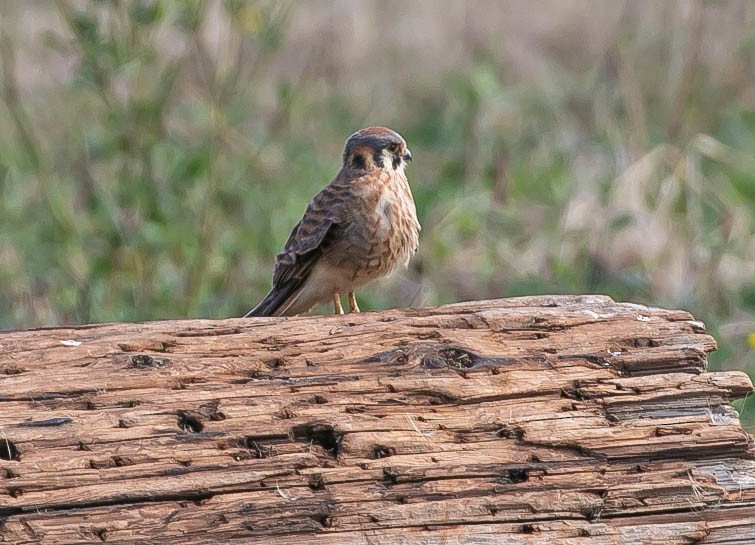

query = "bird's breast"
[325,170,420,285]
[366,172,420,274]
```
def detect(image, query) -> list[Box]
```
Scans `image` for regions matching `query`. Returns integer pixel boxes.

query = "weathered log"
[0,295,753,544]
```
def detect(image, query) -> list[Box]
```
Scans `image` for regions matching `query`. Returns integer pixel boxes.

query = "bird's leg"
[347,291,360,313]
[332,292,344,315]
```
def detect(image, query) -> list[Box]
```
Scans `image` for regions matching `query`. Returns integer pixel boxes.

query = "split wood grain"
[0,295,753,544]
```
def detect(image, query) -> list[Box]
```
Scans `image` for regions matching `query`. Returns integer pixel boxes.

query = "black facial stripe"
[372,149,384,169]
[392,155,401,169]
[351,154,366,170]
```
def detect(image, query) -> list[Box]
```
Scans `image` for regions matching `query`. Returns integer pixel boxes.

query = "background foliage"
[1,1,754,424]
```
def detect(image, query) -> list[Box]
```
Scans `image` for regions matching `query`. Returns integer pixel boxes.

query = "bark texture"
[0,295,753,544]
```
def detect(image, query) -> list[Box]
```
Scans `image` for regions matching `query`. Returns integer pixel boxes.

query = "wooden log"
[0,295,752,544]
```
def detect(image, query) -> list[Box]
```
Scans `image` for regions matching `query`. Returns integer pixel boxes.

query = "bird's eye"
[387,143,399,153]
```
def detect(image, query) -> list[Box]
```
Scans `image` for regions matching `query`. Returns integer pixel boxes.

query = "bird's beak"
[403,149,413,163]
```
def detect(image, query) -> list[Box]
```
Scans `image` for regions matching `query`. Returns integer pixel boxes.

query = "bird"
[244,126,420,317]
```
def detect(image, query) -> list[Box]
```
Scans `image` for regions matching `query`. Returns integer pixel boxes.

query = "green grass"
[1,2,753,412]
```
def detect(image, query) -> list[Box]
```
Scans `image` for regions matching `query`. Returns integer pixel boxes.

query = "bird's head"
[342,126,413,173]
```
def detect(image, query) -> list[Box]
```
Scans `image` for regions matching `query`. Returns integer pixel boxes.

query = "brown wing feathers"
[243,182,345,317]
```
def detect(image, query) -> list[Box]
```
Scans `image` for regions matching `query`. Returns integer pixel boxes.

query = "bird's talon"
[348,291,360,313]
[333,293,344,315]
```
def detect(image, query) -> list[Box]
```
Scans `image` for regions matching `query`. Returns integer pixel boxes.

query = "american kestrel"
[244,126,420,317]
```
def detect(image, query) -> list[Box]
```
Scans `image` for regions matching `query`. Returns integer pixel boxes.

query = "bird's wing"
[271,177,350,288]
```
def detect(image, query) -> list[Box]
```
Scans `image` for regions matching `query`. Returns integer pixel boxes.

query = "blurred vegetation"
[0,1,753,424]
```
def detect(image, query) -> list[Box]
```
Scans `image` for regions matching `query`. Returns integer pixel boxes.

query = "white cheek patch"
[382,150,394,170]
[381,149,405,172]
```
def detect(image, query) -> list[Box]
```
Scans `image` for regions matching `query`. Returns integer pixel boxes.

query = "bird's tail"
[243,284,299,317]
